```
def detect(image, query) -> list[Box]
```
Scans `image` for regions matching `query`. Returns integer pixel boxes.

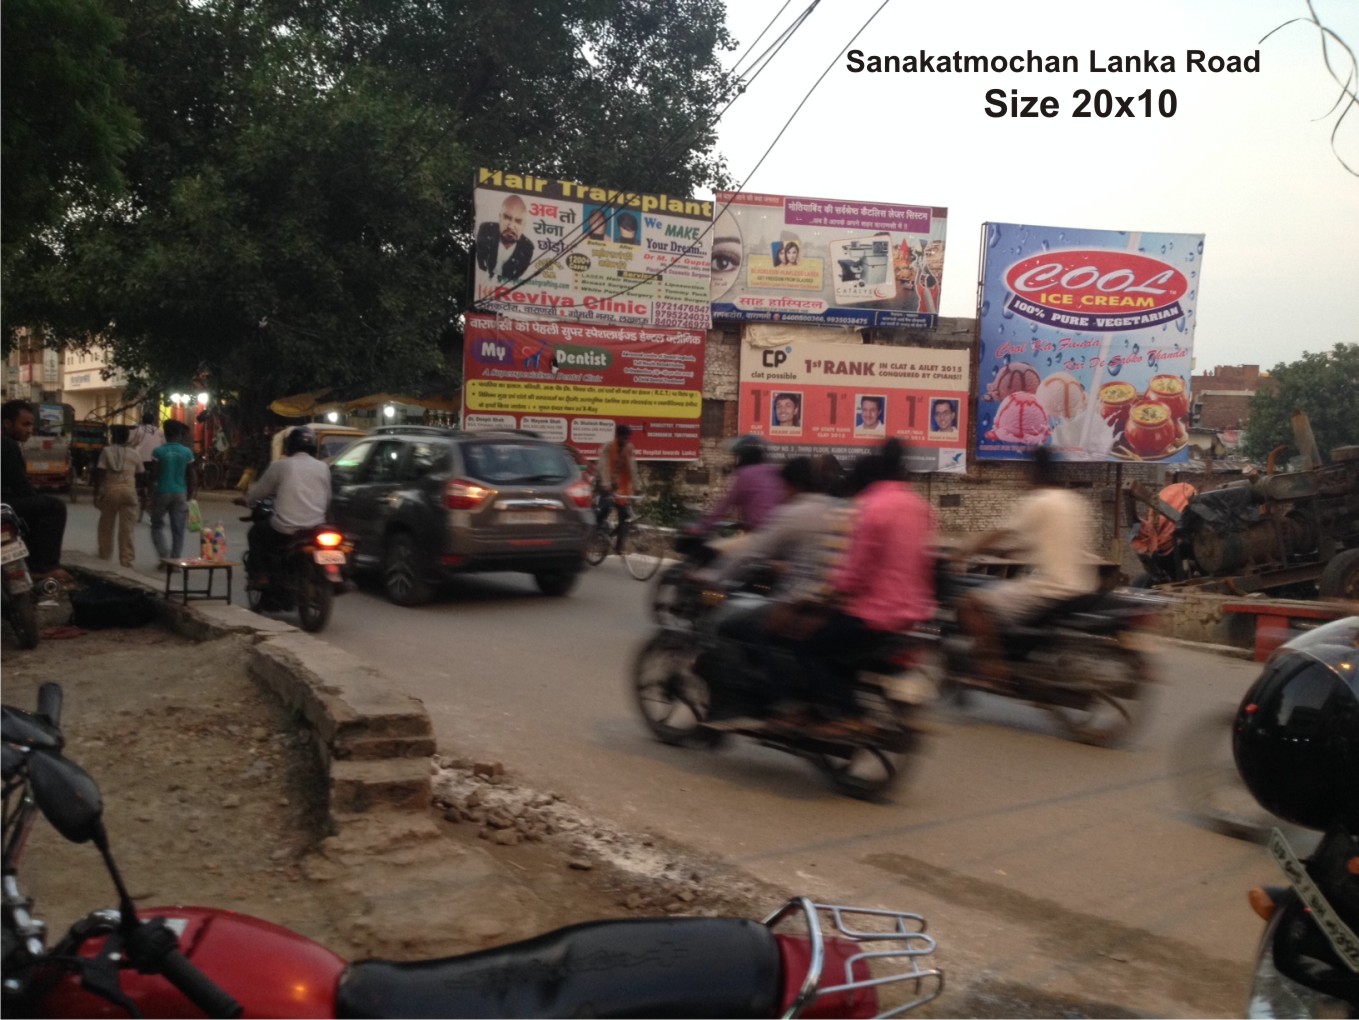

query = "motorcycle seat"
[335,916,781,1019]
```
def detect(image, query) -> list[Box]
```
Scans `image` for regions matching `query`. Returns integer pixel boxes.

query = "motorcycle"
[240,498,350,633]
[1,503,40,649]
[935,564,1165,748]
[1233,617,1358,1018]
[633,585,937,800]
[2,683,945,1018]
[651,521,747,627]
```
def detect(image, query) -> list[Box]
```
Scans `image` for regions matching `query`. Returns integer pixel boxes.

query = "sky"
[711,0,1359,374]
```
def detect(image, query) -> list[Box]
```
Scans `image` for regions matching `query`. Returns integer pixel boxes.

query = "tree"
[1,0,139,341]
[1241,344,1359,462]
[4,0,737,427]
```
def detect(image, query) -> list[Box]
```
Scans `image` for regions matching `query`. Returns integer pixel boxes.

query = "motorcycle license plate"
[501,511,555,525]
[1,539,29,565]
[313,550,346,565]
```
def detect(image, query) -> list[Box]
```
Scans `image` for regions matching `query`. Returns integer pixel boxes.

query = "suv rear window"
[462,441,573,484]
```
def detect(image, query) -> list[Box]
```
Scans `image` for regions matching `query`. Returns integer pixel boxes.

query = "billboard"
[738,331,970,473]
[976,223,1203,463]
[472,168,713,331]
[712,190,948,329]
[461,314,705,461]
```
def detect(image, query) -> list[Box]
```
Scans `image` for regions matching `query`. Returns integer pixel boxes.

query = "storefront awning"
[270,390,461,417]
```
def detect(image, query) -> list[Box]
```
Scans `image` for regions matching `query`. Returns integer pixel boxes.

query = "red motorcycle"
[3,683,944,1018]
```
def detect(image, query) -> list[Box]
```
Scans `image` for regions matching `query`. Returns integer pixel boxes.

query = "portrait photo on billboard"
[770,391,803,433]
[855,394,887,435]
[475,192,535,282]
[929,398,960,439]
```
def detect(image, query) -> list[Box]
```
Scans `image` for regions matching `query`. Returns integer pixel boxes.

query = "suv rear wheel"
[383,532,435,606]
[534,569,579,597]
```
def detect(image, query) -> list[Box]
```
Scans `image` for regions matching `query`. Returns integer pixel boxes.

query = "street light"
[326,411,339,424]
[383,404,396,419]
[197,392,209,406]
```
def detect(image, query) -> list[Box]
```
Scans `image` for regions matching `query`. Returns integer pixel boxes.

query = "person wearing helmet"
[696,435,787,542]
[1234,617,1359,833]
[237,425,332,588]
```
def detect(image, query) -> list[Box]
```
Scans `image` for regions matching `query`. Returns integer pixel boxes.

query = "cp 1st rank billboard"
[462,314,705,461]
[976,222,1203,463]
[473,168,714,331]
[738,337,971,473]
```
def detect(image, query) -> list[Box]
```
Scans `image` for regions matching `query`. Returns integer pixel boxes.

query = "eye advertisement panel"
[711,190,948,329]
[472,168,714,331]
[461,313,705,461]
[976,222,1203,463]
[738,335,971,474]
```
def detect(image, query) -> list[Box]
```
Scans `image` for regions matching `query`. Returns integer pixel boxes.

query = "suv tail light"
[565,478,594,509]
[444,478,494,510]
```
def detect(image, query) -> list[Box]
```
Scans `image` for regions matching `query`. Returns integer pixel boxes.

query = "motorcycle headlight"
[1246,914,1354,1019]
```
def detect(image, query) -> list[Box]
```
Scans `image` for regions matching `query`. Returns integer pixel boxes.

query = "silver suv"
[328,426,594,605]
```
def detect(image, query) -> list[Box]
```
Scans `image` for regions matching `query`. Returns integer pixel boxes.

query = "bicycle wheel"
[201,461,224,490]
[622,524,664,581]
[584,525,611,567]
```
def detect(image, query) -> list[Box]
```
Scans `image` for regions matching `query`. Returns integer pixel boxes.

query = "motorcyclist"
[236,425,332,589]
[695,435,786,552]
[700,455,852,713]
[955,445,1099,685]
[796,440,938,735]
[595,424,639,553]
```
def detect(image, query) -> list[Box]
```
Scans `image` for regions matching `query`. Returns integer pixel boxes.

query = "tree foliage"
[3,0,736,424]
[1,0,139,316]
[1242,343,1359,461]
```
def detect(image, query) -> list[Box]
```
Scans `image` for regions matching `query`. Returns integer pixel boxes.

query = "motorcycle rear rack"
[763,897,942,1018]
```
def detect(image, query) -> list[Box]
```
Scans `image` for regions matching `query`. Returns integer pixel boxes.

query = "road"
[64,494,1284,1015]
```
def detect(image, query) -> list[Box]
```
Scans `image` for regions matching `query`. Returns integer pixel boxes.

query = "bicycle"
[200,449,245,491]
[585,493,667,580]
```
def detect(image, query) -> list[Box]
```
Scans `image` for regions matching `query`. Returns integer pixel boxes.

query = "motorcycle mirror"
[29,749,104,844]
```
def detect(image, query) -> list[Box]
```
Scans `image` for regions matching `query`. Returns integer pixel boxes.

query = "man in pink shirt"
[798,440,937,733]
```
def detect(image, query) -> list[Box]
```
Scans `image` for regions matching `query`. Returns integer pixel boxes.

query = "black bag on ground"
[71,582,157,629]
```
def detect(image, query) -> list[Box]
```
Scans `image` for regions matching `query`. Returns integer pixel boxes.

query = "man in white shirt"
[957,445,1098,683]
[236,426,332,588]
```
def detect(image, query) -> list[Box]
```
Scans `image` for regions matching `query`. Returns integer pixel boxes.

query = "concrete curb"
[63,551,434,832]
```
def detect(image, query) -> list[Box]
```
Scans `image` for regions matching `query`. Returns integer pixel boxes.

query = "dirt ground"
[1,619,788,955]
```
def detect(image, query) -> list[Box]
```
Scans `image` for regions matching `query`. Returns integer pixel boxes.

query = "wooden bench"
[1221,598,1352,661]
[162,558,240,605]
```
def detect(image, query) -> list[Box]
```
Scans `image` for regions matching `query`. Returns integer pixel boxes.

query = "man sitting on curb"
[1,399,75,587]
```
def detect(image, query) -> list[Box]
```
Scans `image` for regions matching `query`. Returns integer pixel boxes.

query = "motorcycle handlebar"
[157,948,242,1019]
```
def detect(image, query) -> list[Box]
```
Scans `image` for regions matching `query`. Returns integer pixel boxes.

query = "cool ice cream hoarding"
[712,190,948,329]
[975,223,1203,463]
[738,336,971,474]
[462,314,705,461]
[472,168,714,331]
